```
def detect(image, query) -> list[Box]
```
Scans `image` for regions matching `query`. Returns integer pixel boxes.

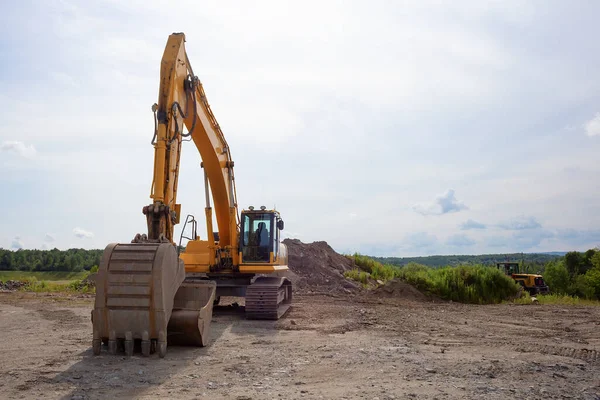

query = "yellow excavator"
[92,33,291,358]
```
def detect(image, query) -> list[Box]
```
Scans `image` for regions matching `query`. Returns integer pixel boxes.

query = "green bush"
[395,263,520,304]
[352,253,398,282]
[584,264,600,299]
[344,269,370,285]
[349,254,520,304]
[544,260,570,294]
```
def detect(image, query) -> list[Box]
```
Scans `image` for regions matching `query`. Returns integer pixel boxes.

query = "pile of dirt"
[0,280,27,292]
[371,279,432,302]
[283,239,360,294]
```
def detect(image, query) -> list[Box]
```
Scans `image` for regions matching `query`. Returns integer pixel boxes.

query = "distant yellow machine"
[92,33,291,358]
[496,262,549,296]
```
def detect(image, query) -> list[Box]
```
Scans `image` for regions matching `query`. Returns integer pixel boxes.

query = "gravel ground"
[0,291,599,399]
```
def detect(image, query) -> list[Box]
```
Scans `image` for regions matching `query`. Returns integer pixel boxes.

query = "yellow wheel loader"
[92,33,291,358]
[496,262,549,296]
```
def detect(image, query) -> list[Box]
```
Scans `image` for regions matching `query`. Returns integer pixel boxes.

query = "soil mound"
[283,239,359,293]
[372,279,431,302]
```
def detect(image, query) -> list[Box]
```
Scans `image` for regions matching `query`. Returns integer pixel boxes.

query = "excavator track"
[245,276,292,320]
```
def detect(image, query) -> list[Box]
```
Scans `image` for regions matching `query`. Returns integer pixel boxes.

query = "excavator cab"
[240,207,284,263]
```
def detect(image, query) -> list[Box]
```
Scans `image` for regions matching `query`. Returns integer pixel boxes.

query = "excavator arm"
[145,33,238,253]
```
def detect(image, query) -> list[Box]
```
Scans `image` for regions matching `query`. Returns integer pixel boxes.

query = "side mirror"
[277,220,284,230]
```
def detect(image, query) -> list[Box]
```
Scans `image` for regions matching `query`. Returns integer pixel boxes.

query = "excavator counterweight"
[92,33,290,357]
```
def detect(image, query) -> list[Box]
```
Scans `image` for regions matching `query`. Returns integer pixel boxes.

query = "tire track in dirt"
[514,343,599,364]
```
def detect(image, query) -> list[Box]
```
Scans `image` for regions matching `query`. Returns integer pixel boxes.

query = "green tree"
[564,251,583,277]
[584,266,600,299]
[592,251,600,269]
[543,260,570,294]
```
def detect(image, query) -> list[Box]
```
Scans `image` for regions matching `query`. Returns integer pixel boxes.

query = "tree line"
[0,248,103,272]
[375,253,561,269]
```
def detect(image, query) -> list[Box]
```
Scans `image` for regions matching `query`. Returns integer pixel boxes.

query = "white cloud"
[402,232,438,251]
[446,234,476,247]
[487,229,554,251]
[583,112,600,137]
[497,216,541,230]
[73,227,94,239]
[11,236,23,249]
[0,141,36,158]
[44,233,55,242]
[413,189,468,216]
[460,219,486,230]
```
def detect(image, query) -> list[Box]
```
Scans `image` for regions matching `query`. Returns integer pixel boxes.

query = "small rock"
[425,368,436,373]
[290,320,297,326]
[138,370,143,375]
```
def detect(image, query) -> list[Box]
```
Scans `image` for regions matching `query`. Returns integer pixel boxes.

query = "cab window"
[241,213,273,262]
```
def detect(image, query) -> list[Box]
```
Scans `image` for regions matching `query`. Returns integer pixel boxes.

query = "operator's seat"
[257,222,269,247]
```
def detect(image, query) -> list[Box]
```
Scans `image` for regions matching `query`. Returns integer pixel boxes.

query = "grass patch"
[19,277,95,294]
[344,269,370,286]
[512,293,600,306]
[0,271,94,294]
[0,271,88,282]
[351,254,398,282]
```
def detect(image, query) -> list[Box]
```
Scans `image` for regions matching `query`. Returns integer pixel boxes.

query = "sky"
[1,0,599,256]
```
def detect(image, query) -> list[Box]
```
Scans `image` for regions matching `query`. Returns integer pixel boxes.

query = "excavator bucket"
[167,280,216,347]
[92,242,185,358]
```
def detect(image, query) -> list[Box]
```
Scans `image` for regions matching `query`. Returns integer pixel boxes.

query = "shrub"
[352,254,398,282]
[348,255,524,303]
[543,260,570,294]
[584,265,600,299]
[344,269,370,285]
[396,263,520,304]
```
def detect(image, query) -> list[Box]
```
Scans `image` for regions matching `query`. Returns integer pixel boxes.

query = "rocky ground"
[0,280,27,291]
[0,290,599,400]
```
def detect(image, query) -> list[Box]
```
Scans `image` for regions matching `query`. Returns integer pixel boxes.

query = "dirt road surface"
[0,291,599,400]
